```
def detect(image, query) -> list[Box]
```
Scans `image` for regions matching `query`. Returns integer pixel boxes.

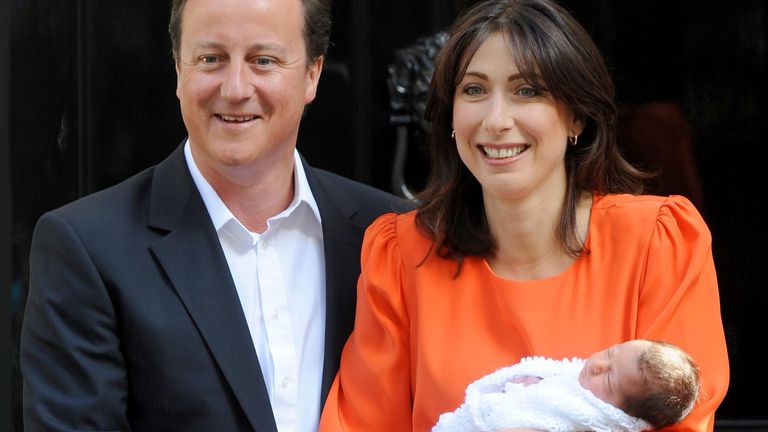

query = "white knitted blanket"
[432,357,652,432]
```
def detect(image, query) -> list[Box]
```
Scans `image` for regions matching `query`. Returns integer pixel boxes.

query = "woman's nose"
[482,94,515,134]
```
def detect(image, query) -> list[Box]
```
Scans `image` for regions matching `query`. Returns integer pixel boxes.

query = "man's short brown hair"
[168,0,331,66]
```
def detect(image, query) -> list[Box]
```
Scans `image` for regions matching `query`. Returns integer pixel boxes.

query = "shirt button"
[261,240,269,249]
[271,309,279,320]
[281,377,290,389]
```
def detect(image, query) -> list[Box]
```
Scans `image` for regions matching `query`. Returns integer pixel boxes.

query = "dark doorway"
[5,0,766,429]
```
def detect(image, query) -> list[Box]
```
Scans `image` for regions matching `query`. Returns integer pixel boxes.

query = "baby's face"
[578,340,648,409]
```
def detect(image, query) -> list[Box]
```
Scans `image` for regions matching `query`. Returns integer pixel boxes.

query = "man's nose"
[220,61,253,101]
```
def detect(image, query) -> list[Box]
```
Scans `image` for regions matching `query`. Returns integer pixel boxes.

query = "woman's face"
[452,32,582,203]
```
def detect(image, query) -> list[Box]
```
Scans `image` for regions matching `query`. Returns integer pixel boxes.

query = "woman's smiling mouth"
[479,144,530,159]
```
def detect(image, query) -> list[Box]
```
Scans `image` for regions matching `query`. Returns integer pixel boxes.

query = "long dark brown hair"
[416,0,647,267]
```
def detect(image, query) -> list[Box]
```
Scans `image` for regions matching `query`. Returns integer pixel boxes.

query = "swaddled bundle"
[432,357,651,432]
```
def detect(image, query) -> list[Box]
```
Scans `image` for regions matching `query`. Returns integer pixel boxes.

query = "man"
[20,0,409,430]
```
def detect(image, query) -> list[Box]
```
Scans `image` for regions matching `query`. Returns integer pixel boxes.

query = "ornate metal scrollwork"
[385,32,447,200]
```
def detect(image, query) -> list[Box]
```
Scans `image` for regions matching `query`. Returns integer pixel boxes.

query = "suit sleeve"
[320,213,414,431]
[21,212,129,432]
[636,196,730,432]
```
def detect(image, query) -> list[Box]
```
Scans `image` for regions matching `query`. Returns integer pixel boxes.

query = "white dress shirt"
[184,141,326,432]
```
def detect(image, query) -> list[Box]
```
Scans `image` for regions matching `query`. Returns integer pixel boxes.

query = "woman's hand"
[497,429,545,431]
[509,375,542,386]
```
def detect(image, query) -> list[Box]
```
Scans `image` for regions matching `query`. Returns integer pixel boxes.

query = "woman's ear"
[571,116,586,137]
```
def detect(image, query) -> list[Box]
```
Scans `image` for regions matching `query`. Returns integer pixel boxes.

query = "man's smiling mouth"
[217,114,258,123]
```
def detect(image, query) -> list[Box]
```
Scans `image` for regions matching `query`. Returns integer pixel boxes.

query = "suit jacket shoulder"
[307,165,415,227]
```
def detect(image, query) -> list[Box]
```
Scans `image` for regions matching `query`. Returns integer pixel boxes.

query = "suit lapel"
[303,160,364,403]
[147,145,277,432]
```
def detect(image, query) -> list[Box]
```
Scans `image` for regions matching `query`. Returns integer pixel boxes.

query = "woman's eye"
[517,86,539,97]
[463,85,484,96]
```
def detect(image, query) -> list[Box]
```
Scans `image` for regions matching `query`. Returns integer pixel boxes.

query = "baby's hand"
[509,375,542,386]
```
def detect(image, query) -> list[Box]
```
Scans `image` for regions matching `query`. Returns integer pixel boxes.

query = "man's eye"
[199,56,219,64]
[256,57,275,66]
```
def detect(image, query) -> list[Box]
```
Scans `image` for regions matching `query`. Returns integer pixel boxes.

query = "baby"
[433,340,700,432]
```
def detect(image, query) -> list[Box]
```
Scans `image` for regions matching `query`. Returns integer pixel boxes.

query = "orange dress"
[320,194,729,432]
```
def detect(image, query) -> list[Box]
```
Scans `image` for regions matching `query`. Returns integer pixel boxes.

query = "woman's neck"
[484,191,591,280]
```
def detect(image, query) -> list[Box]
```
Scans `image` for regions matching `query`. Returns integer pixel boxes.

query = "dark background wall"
[2,0,11,426]
[5,0,767,429]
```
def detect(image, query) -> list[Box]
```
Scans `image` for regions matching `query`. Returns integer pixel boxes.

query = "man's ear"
[304,55,324,104]
[174,60,182,99]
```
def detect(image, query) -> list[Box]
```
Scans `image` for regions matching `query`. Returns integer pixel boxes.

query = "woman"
[320,0,729,430]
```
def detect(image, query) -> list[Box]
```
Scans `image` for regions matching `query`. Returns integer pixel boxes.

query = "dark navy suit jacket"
[21,144,411,431]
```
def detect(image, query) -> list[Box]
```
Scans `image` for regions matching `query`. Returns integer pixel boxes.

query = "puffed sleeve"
[320,213,414,431]
[636,196,729,432]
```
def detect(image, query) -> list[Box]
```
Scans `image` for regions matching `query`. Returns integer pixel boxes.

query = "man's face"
[175,0,322,185]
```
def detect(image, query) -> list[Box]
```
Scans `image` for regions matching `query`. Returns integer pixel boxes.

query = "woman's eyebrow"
[462,71,528,82]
